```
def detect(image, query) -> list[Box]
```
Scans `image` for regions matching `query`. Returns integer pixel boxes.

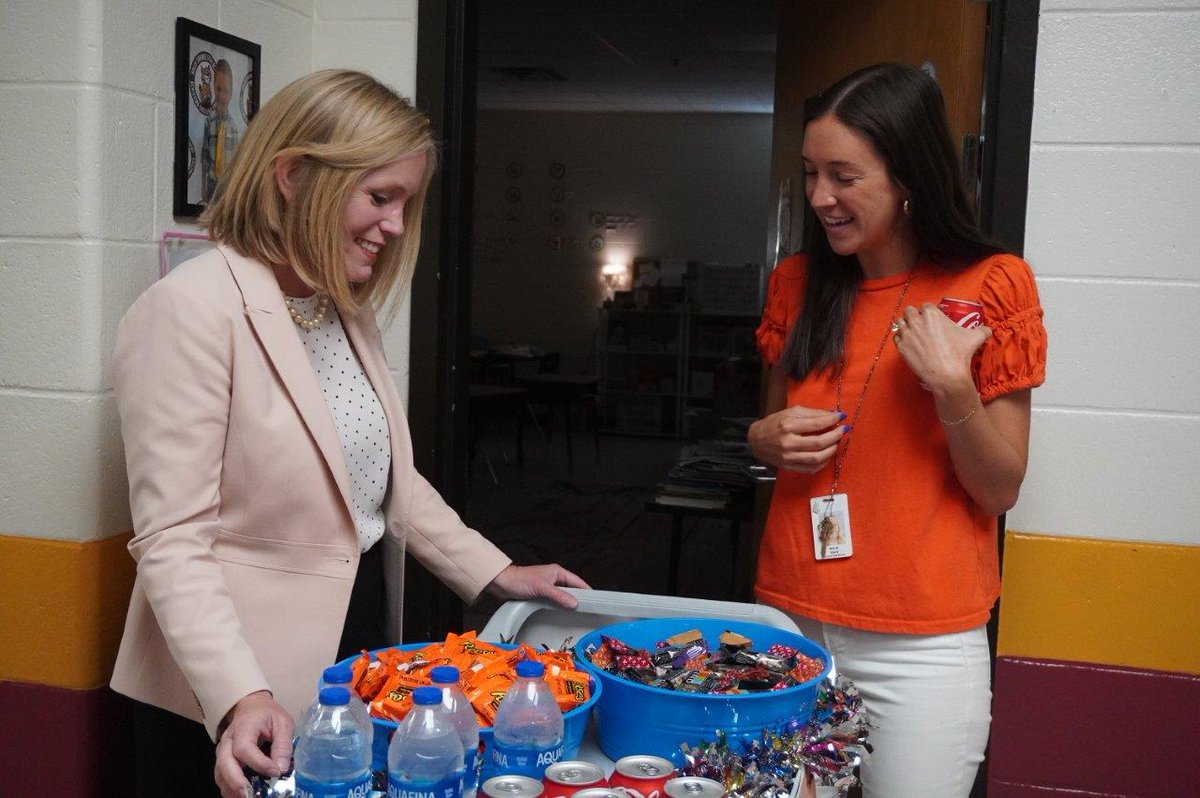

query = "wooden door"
[767,0,989,260]
[757,8,995,795]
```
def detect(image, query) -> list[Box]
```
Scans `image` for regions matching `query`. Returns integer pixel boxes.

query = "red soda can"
[543,761,608,798]
[664,776,726,798]
[571,790,625,798]
[483,774,545,798]
[607,755,676,798]
[937,297,984,329]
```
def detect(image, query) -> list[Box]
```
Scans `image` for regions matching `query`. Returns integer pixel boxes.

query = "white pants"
[786,613,991,798]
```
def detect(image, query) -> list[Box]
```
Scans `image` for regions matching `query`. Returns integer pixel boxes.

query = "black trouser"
[336,540,388,660]
[133,542,386,795]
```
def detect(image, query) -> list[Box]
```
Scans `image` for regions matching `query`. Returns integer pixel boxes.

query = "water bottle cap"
[429,665,461,684]
[319,686,351,706]
[515,659,545,678]
[322,663,353,685]
[412,686,443,706]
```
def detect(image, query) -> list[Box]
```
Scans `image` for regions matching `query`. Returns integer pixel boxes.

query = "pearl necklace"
[284,294,330,331]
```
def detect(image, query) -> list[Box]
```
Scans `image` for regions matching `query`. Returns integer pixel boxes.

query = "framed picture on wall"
[173,18,261,218]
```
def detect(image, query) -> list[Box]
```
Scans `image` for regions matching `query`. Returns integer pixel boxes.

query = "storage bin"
[574,617,830,765]
[334,642,600,775]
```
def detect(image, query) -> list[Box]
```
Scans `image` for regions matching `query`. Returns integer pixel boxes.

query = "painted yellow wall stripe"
[999,531,1200,676]
[0,532,135,688]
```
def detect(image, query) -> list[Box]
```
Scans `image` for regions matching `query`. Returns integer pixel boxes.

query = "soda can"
[543,761,608,798]
[483,774,546,798]
[571,790,625,798]
[607,755,676,798]
[937,297,984,329]
[664,776,726,798]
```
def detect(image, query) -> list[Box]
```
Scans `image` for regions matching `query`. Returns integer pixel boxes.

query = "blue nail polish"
[843,424,852,433]
[839,411,847,420]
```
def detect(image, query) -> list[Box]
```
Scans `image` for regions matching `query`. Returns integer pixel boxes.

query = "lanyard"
[828,267,917,498]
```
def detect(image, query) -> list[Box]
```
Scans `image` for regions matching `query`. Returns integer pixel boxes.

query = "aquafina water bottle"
[294,686,373,798]
[490,659,564,779]
[302,664,372,742]
[387,685,465,798]
[429,666,481,798]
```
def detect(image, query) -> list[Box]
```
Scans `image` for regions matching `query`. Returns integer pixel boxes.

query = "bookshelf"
[682,312,762,439]
[597,308,761,438]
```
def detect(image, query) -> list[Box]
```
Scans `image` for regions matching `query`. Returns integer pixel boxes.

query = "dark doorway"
[411,7,1039,793]
[456,1,780,628]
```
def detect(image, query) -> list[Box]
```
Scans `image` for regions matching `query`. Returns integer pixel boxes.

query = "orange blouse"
[755,253,1047,634]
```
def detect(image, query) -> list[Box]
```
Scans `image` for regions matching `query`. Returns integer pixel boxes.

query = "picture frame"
[173,18,261,218]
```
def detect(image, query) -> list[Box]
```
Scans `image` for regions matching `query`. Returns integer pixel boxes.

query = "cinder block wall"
[0,1,418,794]
[992,2,1200,795]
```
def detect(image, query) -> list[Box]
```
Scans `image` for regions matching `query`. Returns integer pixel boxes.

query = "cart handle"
[480,587,800,643]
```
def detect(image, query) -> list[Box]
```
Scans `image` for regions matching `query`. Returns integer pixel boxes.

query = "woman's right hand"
[214,690,295,798]
[748,406,847,473]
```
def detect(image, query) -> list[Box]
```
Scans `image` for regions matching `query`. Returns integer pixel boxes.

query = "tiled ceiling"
[477,0,778,114]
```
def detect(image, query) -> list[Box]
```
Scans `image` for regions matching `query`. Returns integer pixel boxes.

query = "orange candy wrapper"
[462,668,515,725]
[349,631,590,726]
[546,670,590,713]
[538,651,577,677]
[352,653,391,702]
[369,672,426,723]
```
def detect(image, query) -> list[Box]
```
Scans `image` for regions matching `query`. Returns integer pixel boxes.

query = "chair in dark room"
[517,362,600,470]
[467,383,530,485]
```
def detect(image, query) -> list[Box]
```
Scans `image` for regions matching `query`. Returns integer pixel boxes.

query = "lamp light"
[600,261,628,300]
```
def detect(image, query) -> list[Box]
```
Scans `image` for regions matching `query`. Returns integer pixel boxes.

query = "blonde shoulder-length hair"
[201,69,437,315]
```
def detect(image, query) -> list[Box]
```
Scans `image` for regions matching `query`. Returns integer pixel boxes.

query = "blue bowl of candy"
[574,618,830,766]
[333,643,600,775]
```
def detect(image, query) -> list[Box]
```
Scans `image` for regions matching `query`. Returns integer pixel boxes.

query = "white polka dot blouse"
[287,293,391,552]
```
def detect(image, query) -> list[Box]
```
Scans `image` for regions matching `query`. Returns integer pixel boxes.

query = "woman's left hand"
[893,303,991,393]
[486,564,591,609]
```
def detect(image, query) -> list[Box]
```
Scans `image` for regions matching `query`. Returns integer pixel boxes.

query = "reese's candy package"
[352,651,392,702]
[369,671,426,722]
[463,669,514,724]
[346,629,593,727]
[546,669,591,712]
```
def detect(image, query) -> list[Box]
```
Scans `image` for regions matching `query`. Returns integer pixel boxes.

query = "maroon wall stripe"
[989,657,1200,797]
[0,681,134,796]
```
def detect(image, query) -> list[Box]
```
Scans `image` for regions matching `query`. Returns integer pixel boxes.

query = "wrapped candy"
[351,630,591,725]
[583,629,826,695]
[677,676,874,798]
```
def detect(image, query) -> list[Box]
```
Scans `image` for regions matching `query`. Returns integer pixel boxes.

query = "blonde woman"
[110,70,587,797]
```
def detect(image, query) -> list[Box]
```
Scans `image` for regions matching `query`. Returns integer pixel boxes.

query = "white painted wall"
[1011,2,1200,545]
[313,0,419,405]
[472,111,773,373]
[0,0,417,542]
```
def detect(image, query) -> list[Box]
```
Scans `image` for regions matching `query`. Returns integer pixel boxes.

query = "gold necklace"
[284,295,330,331]
[827,266,917,498]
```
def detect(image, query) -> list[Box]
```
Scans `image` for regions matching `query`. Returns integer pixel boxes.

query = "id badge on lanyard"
[810,493,853,560]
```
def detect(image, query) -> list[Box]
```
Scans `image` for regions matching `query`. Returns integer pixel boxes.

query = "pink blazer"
[109,245,511,738]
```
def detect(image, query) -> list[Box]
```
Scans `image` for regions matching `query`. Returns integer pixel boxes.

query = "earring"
[902,199,911,215]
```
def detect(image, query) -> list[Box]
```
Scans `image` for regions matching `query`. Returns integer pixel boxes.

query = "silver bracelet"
[939,395,981,426]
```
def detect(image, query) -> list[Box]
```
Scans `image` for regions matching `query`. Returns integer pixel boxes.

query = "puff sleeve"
[755,255,807,367]
[973,254,1048,402]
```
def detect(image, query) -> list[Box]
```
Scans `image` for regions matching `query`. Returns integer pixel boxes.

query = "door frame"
[979,0,1041,256]
[407,0,478,641]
